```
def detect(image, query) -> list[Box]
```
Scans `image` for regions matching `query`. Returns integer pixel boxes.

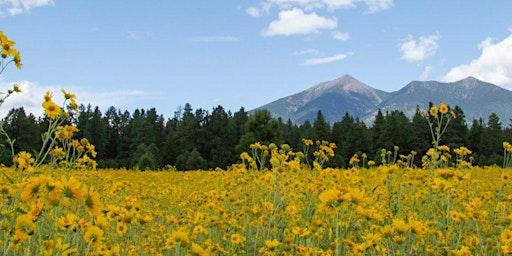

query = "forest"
[0,102,509,170]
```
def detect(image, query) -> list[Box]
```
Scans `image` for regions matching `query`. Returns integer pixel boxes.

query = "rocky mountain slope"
[253,75,512,125]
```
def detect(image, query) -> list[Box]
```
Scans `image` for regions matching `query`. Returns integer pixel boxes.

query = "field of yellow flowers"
[2,161,512,255]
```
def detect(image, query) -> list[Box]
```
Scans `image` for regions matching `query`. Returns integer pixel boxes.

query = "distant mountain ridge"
[253,74,512,125]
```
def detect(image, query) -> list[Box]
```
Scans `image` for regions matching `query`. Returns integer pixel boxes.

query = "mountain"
[253,74,390,124]
[366,76,512,124]
[253,75,512,125]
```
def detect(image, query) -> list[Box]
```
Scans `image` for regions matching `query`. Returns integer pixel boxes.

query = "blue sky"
[1,0,512,118]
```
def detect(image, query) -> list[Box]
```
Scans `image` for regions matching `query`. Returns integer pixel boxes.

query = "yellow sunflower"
[83,225,104,247]
[116,221,128,236]
[429,106,438,116]
[61,176,86,201]
[84,185,104,217]
[42,100,62,119]
[439,102,449,114]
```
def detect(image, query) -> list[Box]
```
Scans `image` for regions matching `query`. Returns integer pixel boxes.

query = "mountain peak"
[308,74,373,95]
[459,76,481,84]
[463,76,478,81]
[456,76,493,89]
[252,74,391,123]
[338,73,357,81]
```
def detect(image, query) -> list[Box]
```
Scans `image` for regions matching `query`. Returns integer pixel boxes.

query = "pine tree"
[313,110,330,141]
[410,106,430,159]
[237,109,282,152]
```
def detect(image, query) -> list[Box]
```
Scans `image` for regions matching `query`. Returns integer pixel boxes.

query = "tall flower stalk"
[423,102,456,171]
[0,30,23,160]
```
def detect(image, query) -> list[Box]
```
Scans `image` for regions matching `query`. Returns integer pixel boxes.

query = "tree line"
[0,103,510,170]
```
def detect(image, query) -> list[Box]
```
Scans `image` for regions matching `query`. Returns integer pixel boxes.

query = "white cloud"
[0,80,46,117]
[363,0,393,13]
[0,0,54,16]
[262,8,337,36]
[331,31,350,41]
[254,0,393,13]
[246,6,261,17]
[268,0,323,11]
[304,52,352,65]
[322,0,357,10]
[478,37,493,50]
[0,80,151,118]
[443,34,512,88]
[419,66,432,81]
[323,0,393,12]
[7,7,22,15]
[399,34,439,62]
[190,36,240,42]
[293,49,320,55]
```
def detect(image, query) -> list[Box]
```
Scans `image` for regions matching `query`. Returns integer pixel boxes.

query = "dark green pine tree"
[482,113,503,165]
[0,107,41,165]
[332,114,371,167]
[84,106,108,159]
[379,110,412,153]
[76,104,93,138]
[192,108,209,162]
[99,106,125,167]
[162,116,179,167]
[230,107,248,152]
[171,103,203,169]
[298,120,314,143]
[352,119,371,157]
[115,110,133,166]
[410,106,431,158]
[226,107,248,162]
[116,107,165,169]
[312,110,330,142]
[126,109,146,168]
[145,108,165,148]
[174,104,200,149]
[468,118,485,165]
[202,106,236,169]
[237,109,283,153]
[281,119,301,150]
[175,148,207,171]
[370,109,385,151]
[330,113,355,167]
[442,105,469,149]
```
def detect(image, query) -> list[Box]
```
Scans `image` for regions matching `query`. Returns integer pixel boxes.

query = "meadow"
[2,157,512,255]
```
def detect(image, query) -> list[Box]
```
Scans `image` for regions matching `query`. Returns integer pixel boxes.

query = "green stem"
[34,118,65,167]
[0,58,15,75]
[0,124,15,160]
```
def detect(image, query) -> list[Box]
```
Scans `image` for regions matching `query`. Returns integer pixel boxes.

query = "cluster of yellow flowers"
[42,90,78,120]
[9,90,98,173]
[0,30,22,69]
[1,171,106,254]
[43,91,96,169]
[0,30,22,110]
[242,139,336,173]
